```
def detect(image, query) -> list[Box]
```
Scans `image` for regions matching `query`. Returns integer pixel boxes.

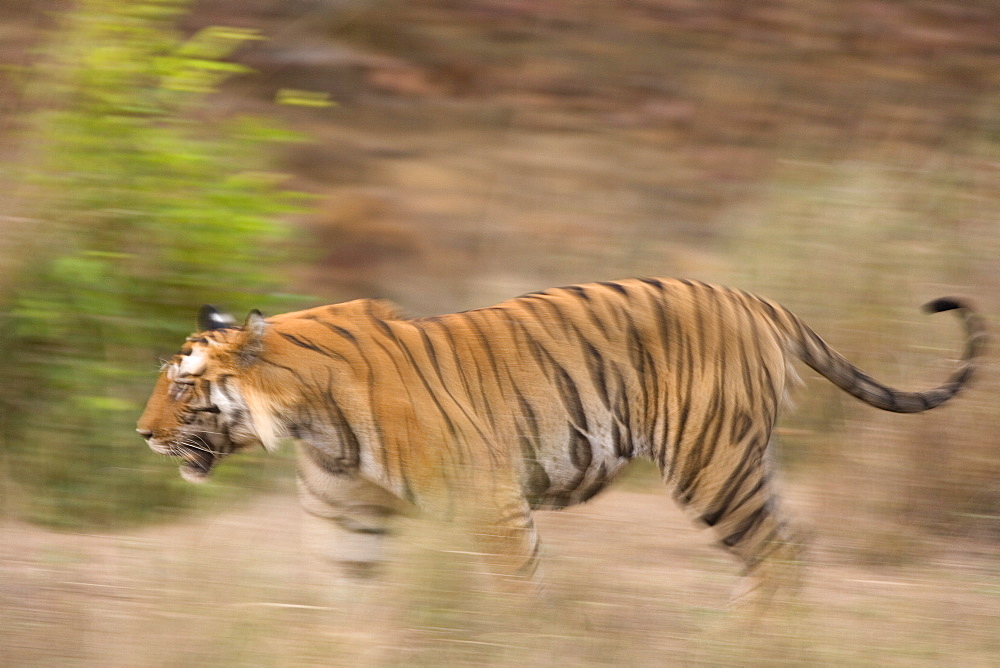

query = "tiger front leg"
[467,499,545,596]
[296,447,404,578]
[299,507,391,578]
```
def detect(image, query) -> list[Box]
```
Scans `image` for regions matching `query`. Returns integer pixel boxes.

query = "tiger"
[136,278,984,600]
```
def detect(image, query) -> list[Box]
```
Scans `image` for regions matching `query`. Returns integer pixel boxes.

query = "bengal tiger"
[136,278,983,600]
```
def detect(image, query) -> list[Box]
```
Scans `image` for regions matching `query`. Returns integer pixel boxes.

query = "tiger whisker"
[178,436,226,457]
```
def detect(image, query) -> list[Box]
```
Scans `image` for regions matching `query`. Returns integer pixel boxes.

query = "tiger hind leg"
[665,436,805,607]
[720,498,805,609]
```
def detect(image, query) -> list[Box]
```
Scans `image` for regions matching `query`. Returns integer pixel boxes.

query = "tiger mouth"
[179,450,216,483]
[174,439,225,484]
[147,433,234,483]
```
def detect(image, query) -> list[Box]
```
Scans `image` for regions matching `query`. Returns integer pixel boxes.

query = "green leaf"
[276,88,338,108]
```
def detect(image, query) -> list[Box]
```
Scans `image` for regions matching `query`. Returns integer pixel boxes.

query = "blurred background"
[1,0,997,664]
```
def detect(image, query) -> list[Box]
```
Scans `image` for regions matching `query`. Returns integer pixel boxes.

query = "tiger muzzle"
[140,429,224,483]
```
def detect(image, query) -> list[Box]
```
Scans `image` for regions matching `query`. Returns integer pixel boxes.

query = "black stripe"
[569,426,593,472]
[429,319,483,421]
[520,437,552,505]
[258,357,308,384]
[601,360,632,459]
[303,441,351,475]
[670,319,694,471]
[758,297,780,323]
[625,322,652,453]
[378,321,480,466]
[676,385,724,501]
[553,284,612,340]
[416,325,499,456]
[374,318,394,337]
[553,359,588,432]
[721,505,768,548]
[215,376,236,402]
[418,328,442,369]
[316,320,358,343]
[599,281,629,297]
[323,383,362,469]
[577,465,609,504]
[642,289,672,465]
[758,353,779,426]
[639,276,664,291]
[694,292,730,466]
[579,331,611,411]
[690,283,709,354]
[466,312,507,395]
[564,284,591,301]
[279,331,327,354]
[564,426,592,493]
[719,475,767,526]
[521,295,574,339]
[663,290,692,473]
[730,410,753,444]
[700,437,764,525]
[366,335,425,481]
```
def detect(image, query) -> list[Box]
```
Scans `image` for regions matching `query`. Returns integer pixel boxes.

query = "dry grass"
[3,477,998,666]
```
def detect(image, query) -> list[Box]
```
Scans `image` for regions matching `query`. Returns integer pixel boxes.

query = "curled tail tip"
[922,295,987,363]
[922,296,971,314]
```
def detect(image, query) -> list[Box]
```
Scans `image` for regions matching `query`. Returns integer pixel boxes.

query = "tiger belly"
[519,422,633,510]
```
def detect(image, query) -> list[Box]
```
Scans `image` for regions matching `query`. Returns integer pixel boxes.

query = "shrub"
[0,0,304,527]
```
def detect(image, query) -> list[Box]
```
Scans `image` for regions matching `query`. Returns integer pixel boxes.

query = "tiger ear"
[238,309,266,367]
[198,304,236,331]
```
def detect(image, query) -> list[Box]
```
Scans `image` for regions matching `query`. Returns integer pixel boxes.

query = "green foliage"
[0,0,305,527]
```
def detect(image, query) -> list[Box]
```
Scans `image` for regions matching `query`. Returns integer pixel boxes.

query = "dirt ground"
[2,473,998,666]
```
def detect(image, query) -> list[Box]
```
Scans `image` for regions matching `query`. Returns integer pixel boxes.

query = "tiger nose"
[137,428,153,440]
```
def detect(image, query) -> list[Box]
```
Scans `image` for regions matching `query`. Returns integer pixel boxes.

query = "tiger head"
[137,305,270,483]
